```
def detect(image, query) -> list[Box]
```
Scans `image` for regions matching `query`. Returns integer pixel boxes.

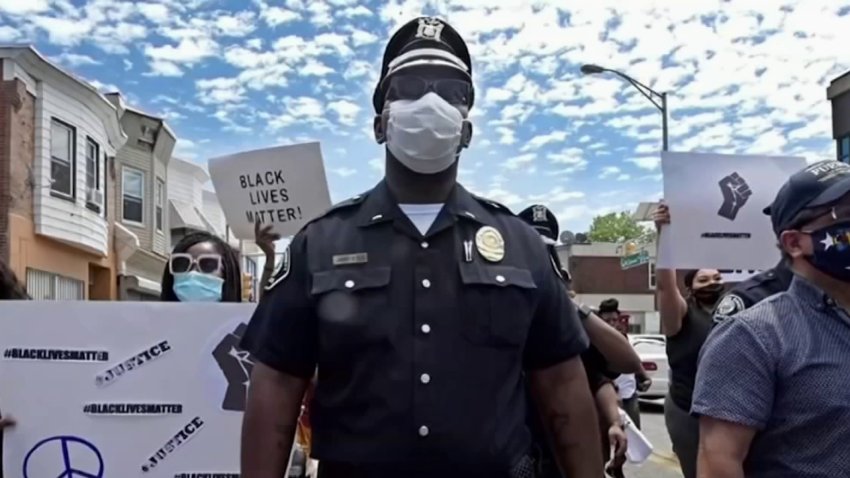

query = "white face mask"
[385,92,465,175]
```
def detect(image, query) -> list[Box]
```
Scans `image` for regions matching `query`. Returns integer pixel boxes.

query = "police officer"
[240,17,601,478]
[712,260,792,320]
[518,205,634,477]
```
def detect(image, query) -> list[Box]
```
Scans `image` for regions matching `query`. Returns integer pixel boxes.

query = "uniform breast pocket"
[459,263,537,348]
[311,267,392,351]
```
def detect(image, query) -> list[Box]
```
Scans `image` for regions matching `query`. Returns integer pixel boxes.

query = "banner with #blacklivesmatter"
[0,301,258,478]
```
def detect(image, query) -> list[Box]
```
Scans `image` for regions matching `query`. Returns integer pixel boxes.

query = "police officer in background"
[712,261,792,320]
[240,17,601,478]
[518,205,636,477]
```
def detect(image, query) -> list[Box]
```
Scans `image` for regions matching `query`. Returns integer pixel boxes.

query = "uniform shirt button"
[422,279,431,288]
[344,280,355,289]
[420,373,431,384]
[418,425,430,437]
[421,324,431,334]
[495,275,506,283]
[421,241,429,249]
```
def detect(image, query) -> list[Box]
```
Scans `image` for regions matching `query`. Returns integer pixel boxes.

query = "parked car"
[629,335,669,400]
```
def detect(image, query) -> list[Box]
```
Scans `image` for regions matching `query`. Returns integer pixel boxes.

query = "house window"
[50,119,75,198]
[25,268,85,300]
[839,135,850,163]
[155,178,165,232]
[648,260,657,290]
[122,168,145,224]
[85,138,101,212]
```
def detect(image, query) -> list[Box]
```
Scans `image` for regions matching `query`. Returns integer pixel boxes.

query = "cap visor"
[808,175,850,208]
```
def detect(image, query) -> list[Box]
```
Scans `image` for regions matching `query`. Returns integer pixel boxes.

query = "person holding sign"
[653,203,725,478]
[241,16,601,478]
[160,231,244,303]
[693,160,850,478]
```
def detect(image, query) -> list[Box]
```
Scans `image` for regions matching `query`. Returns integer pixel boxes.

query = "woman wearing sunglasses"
[160,231,244,303]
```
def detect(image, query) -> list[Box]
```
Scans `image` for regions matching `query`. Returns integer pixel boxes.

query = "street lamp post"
[580,64,669,151]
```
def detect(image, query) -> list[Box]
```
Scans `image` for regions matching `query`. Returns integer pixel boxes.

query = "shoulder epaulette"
[327,192,368,213]
[302,192,369,229]
[470,193,513,214]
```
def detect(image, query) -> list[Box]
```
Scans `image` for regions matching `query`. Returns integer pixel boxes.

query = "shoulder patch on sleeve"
[715,294,746,317]
[264,244,291,291]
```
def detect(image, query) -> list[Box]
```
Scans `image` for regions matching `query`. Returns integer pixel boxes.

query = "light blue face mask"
[172,271,224,303]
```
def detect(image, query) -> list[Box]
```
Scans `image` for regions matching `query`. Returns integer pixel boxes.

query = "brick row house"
[0,46,126,300]
[0,45,260,300]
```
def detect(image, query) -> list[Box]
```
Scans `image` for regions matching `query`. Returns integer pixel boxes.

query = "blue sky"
[2,0,848,233]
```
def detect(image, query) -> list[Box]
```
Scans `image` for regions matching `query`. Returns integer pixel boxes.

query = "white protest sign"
[208,142,332,240]
[658,151,806,270]
[0,302,257,478]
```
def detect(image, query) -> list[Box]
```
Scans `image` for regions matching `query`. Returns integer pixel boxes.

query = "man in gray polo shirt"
[692,159,850,478]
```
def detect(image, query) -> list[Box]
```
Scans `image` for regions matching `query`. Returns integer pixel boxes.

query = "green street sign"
[620,250,650,270]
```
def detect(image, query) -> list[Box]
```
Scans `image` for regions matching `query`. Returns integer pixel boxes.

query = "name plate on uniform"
[332,253,368,266]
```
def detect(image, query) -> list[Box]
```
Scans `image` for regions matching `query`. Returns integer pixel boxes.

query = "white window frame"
[85,137,99,191]
[49,119,75,199]
[122,167,145,225]
[155,178,165,233]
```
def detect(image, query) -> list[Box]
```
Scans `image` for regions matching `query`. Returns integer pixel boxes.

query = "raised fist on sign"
[717,172,753,221]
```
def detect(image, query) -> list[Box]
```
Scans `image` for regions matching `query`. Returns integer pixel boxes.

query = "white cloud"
[53,52,100,67]
[302,59,335,76]
[350,29,378,47]
[521,131,568,152]
[145,37,217,64]
[29,16,92,45]
[503,153,536,170]
[261,5,300,26]
[0,0,49,15]
[329,167,357,177]
[137,3,169,23]
[123,59,133,71]
[146,60,183,77]
[0,25,19,41]
[328,99,361,126]
[339,5,372,17]
[215,11,257,37]
[599,166,621,178]
[627,157,662,171]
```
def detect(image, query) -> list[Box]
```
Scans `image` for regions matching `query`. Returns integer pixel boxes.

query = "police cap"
[372,16,474,113]
[518,204,559,244]
[764,160,850,235]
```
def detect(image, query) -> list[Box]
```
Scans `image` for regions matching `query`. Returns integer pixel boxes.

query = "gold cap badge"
[475,226,505,262]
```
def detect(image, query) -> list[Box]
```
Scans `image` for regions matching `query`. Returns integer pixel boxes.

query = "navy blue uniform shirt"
[243,181,589,473]
[694,275,850,478]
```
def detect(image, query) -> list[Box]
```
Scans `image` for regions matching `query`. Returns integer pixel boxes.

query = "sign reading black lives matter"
[0,301,257,477]
[658,151,805,270]
[208,142,332,240]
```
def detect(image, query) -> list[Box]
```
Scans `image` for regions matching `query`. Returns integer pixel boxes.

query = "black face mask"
[692,282,724,306]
